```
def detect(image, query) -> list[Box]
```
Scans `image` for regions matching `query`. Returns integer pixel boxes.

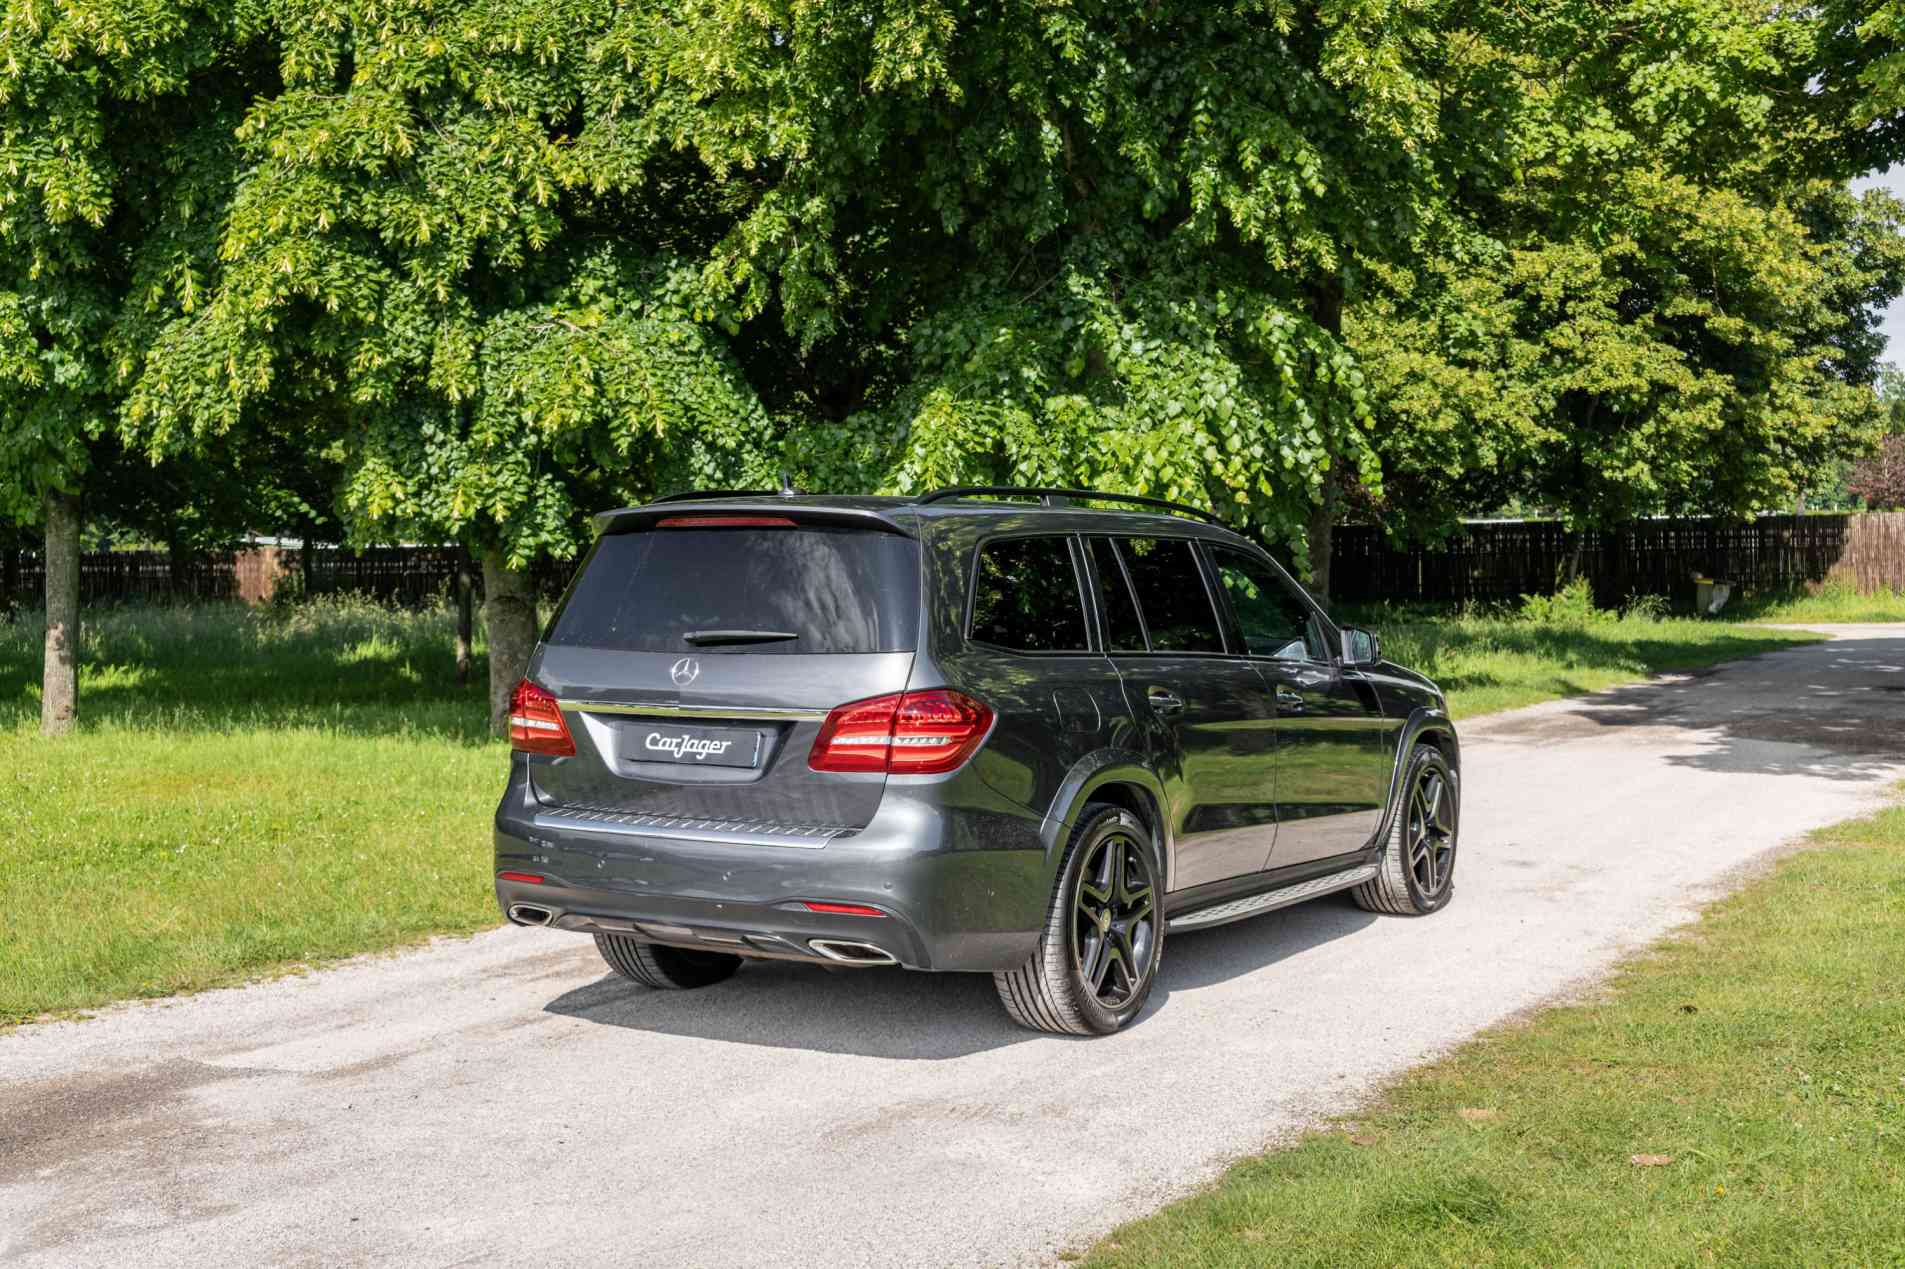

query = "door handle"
[1146,687,1185,717]
[1275,687,1305,712]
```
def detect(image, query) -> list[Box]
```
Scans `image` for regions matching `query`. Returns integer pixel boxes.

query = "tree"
[100,0,1905,675]
[653,0,1489,602]
[1349,0,1905,550]
[1849,435,1905,507]
[120,2,783,730]
[125,0,1506,634]
[0,0,276,732]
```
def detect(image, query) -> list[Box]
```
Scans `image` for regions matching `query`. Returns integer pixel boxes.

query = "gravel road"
[5,625,1903,1267]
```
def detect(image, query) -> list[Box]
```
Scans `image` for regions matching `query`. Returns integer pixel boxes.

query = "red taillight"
[808,693,904,772]
[656,515,797,528]
[800,901,887,917]
[498,871,545,885]
[508,679,576,757]
[808,689,993,775]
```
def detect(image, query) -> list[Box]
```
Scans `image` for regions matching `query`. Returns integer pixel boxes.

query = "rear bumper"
[492,760,1050,972]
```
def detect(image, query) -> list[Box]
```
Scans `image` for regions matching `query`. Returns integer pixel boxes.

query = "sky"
[1855,166,1905,360]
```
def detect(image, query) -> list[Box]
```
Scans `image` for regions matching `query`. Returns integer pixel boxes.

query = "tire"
[1353,742,1459,916]
[993,803,1164,1035]
[594,933,742,989]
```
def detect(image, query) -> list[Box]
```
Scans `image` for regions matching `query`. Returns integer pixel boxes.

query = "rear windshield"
[549,525,919,654]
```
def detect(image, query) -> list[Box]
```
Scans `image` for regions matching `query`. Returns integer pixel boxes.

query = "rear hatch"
[529,510,920,832]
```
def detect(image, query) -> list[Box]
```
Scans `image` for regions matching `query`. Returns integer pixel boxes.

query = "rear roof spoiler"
[592,502,915,537]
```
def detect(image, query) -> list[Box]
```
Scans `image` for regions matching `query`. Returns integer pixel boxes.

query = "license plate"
[624,724,763,769]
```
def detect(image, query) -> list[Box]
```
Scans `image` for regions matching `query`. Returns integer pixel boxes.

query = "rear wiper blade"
[683,629,801,646]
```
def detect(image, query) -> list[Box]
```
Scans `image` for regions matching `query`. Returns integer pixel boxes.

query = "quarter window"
[1210,547,1324,661]
[969,536,1090,652]
[1114,538,1225,654]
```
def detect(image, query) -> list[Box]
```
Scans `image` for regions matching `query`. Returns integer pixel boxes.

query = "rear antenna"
[779,469,801,497]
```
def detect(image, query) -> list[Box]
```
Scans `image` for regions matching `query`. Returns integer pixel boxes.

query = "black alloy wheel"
[1404,764,1456,897]
[1072,825,1158,1010]
[1353,741,1460,916]
[994,803,1166,1034]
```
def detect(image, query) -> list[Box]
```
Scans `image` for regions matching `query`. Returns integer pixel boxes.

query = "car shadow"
[1471,634,1905,782]
[541,896,1378,1060]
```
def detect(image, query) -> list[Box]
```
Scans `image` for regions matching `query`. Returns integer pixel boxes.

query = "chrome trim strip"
[556,699,830,721]
[532,808,850,850]
[1167,864,1378,932]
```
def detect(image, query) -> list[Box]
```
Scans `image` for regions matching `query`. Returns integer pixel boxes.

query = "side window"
[969,536,1090,652]
[1088,537,1148,652]
[1210,547,1325,661]
[1116,537,1225,654]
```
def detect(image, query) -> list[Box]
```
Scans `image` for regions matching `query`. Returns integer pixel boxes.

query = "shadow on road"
[542,896,1376,1059]
[1473,635,1905,782]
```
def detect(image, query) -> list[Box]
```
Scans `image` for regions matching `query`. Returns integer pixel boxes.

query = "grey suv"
[494,487,1459,1034]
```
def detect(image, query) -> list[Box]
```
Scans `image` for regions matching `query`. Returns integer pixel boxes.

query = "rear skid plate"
[540,910,901,967]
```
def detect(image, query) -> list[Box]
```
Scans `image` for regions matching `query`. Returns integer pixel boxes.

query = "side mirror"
[1341,626,1381,667]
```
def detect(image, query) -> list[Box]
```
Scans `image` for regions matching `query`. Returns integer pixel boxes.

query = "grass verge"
[0,598,502,1024]
[1082,796,1905,1267]
[1347,607,1822,719]
[1730,580,1905,625]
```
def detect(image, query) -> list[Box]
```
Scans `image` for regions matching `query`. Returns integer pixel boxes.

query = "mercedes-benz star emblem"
[670,656,701,687]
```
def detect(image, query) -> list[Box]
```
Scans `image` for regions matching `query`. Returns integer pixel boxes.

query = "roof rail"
[913,485,1225,526]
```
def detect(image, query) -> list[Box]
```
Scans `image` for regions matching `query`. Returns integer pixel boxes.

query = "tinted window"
[969,536,1089,652]
[1210,547,1324,661]
[1116,538,1224,653]
[549,526,918,654]
[1089,537,1147,652]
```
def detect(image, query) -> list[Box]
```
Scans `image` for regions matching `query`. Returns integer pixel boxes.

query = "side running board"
[1167,864,1378,933]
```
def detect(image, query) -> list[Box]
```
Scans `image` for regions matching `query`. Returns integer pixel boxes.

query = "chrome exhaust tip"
[508,903,556,928]
[808,939,899,966]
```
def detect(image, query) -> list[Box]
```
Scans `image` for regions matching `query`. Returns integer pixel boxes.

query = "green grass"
[0,595,1850,1023]
[1728,579,1905,625]
[1083,797,1905,1268]
[0,598,504,1025]
[1345,604,1823,719]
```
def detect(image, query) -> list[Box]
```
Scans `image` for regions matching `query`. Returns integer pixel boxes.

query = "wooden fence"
[1332,512,1905,605]
[0,544,576,612]
[2,514,1900,612]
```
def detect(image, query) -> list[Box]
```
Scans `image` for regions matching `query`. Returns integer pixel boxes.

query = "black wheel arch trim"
[1037,750,1174,888]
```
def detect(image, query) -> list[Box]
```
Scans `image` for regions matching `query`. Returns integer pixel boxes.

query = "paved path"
[6,626,1905,1267]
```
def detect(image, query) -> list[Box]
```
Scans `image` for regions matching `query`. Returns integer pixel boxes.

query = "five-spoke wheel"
[996,803,1164,1034]
[1353,742,1460,916]
[1404,765,1456,897]
[1073,825,1157,1011]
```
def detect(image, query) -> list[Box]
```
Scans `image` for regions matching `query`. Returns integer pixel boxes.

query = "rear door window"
[1114,537,1225,654]
[548,524,919,654]
[969,536,1089,652]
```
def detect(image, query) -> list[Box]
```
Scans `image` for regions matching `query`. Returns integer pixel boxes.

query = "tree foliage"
[6,0,1905,579]
[1850,434,1905,508]
[0,0,275,521]
[1354,0,1905,537]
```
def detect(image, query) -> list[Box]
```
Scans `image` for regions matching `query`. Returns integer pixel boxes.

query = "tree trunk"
[41,490,80,736]
[1561,529,1585,586]
[482,555,537,736]
[299,536,315,596]
[1306,475,1338,606]
[455,550,475,688]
